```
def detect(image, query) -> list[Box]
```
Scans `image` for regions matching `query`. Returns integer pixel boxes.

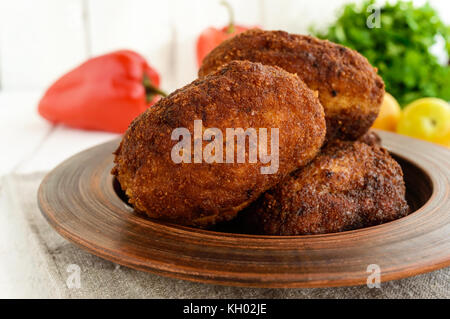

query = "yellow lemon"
[372,92,401,131]
[397,97,450,147]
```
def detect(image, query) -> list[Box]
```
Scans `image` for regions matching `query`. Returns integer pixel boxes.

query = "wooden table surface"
[0,90,119,296]
[0,90,119,176]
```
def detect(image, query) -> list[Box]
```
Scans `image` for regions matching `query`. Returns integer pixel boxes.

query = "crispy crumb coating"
[242,140,409,235]
[199,29,385,141]
[358,130,382,147]
[112,60,326,228]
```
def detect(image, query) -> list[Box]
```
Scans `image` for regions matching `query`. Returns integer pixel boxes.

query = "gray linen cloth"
[0,173,448,299]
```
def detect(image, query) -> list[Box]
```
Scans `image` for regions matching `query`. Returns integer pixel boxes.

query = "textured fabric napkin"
[0,172,448,299]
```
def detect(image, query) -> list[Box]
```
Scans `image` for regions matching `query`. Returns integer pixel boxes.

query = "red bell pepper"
[196,1,259,67]
[38,50,166,133]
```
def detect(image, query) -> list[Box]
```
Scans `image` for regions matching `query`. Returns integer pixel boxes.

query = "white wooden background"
[0,0,347,92]
[0,0,448,176]
[0,0,447,93]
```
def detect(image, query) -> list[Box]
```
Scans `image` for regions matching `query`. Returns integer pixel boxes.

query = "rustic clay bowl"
[38,130,450,288]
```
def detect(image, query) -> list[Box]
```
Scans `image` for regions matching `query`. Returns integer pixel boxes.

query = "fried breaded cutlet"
[199,29,385,142]
[112,60,326,228]
[358,130,382,147]
[241,140,409,235]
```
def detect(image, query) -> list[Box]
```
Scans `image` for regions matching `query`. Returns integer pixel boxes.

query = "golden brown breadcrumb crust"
[241,140,409,235]
[358,130,382,147]
[112,60,326,227]
[199,29,385,142]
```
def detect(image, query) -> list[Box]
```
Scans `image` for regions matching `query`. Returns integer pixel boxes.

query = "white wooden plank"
[170,0,263,90]
[0,89,118,175]
[260,0,352,34]
[16,125,118,174]
[0,27,2,90]
[0,0,88,91]
[87,0,175,92]
[0,90,52,176]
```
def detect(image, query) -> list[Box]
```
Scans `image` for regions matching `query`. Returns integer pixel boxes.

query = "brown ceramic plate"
[37,130,450,288]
